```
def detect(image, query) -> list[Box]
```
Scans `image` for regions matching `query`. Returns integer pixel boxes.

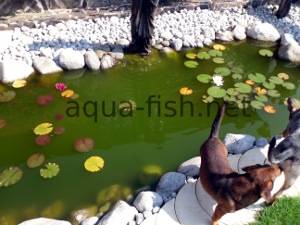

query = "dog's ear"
[287,97,300,114]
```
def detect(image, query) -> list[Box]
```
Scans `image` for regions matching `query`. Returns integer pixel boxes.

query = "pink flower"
[55,82,67,92]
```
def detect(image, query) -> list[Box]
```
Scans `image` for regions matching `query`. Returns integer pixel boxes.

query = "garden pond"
[0,40,299,224]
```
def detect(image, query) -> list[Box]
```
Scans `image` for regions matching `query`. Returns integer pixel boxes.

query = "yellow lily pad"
[179,87,193,96]
[213,44,226,51]
[33,123,53,136]
[264,105,277,114]
[61,89,74,98]
[12,80,27,88]
[84,156,105,173]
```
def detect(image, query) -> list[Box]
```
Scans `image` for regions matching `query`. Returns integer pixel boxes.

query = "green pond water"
[0,41,299,224]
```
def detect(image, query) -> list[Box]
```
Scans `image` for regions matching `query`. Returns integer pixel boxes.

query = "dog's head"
[283,97,300,137]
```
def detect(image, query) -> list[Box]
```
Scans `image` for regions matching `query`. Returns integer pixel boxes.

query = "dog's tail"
[209,103,226,138]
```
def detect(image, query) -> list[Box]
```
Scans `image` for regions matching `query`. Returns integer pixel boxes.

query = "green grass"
[252,197,300,225]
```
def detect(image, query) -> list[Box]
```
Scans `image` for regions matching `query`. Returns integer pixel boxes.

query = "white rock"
[0,59,34,83]
[39,47,53,58]
[216,31,234,42]
[81,217,99,225]
[177,156,201,177]
[100,55,115,70]
[110,47,124,60]
[33,57,63,75]
[278,33,300,63]
[133,191,163,213]
[58,49,85,70]
[0,30,13,52]
[247,23,280,42]
[84,50,100,70]
[19,218,71,225]
[224,133,256,154]
[135,213,144,224]
[97,201,138,225]
[171,39,183,51]
[233,25,247,40]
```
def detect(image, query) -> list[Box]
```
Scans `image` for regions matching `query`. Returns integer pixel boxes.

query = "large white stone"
[177,156,201,177]
[133,191,163,213]
[247,23,280,42]
[0,30,13,52]
[278,33,300,63]
[58,48,85,70]
[19,218,71,225]
[100,55,115,70]
[233,25,247,41]
[0,59,34,83]
[156,199,180,225]
[84,50,100,70]
[33,57,63,75]
[140,213,157,225]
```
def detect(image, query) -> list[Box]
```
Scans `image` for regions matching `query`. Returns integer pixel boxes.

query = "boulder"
[224,133,256,154]
[58,48,85,70]
[216,31,234,42]
[97,200,138,225]
[255,137,269,147]
[33,57,63,75]
[95,50,106,59]
[0,59,34,83]
[100,55,115,70]
[19,218,71,225]
[156,172,186,202]
[177,156,201,177]
[247,23,280,42]
[84,50,100,70]
[233,25,247,40]
[0,30,13,52]
[278,33,300,63]
[171,39,183,51]
[133,191,163,213]
[110,47,124,60]
[81,217,99,225]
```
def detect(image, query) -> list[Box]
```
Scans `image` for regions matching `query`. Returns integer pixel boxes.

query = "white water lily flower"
[212,75,224,87]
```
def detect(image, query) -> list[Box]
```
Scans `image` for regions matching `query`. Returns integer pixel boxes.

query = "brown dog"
[200,103,281,225]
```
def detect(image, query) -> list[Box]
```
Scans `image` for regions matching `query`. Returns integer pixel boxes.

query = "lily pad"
[255,95,268,102]
[250,100,265,109]
[227,88,239,96]
[0,90,16,103]
[214,67,231,76]
[0,167,23,187]
[223,95,236,102]
[74,137,95,153]
[119,100,137,112]
[27,153,46,168]
[212,57,225,64]
[0,119,6,129]
[208,49,222,57]
[33,123,53,136]
[37,95,54,106]
[197,51,210,60]
[231,67,244,74]
[258,49,274,57]
[202,95,214,103]
[232,74,242,80]
[184,60,199,68]
[196,74,212,83]
[185,52,197,59]
[61,89,75,98]
[84,156,105,173]
[267,89,280,98]
[269,76,284,85]
[277,73,289,80]
[248,73,266,83]
[207,86,226,98]
[282,82,296,90]
[40,163,60,179]
[179,87,193,96]
[213,44,226,51]
[35,135,51,146]
[255,87,267,95]
[263,82,276,90]
[12,79,27,88]
[234,83,252,93]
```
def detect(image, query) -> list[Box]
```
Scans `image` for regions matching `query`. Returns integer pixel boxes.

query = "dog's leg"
[212,200,235,225]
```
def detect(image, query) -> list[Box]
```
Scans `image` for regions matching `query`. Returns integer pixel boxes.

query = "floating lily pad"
[263,82,276,90]
[264,105,276,114]
[208,49,222,57]
[213,44,226,51]
[223,95,236,102]
[119,100,137,112]
[185,52,197,59]
[12,80,27,88]
[84,156,105,173]
[35,135,51,146]
[0,119,6,129]
[269,76,284,85]
[227,88,239,96]
[282,82,296,90]
[212,57,225,64]
[258,49,274,57]
[197,51,210,60]
[267,89,280,98]
[70,93,79,100]
[232,74,242,80]
[214,67,231,76]
[255,95,268,102]
[40,163,60,179]
[255,87,267,95]
[196,74,212,83]
[74,137,95,153]
[54,127,65,135]
[250,100,265,109]
[179,87,193,96]
[248,73,266,83]
[33,123,53,136]
[0,167,23,187]
[277,73,289,80]
[0,90,16,103]
[37,95,54,106]
[231,67,244,74]
[202,95,214,103]
[27,153,46,168]
[61,89,74,98]
[234,83,252,93]
[207,86,226,98]
[184,60,199,68]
